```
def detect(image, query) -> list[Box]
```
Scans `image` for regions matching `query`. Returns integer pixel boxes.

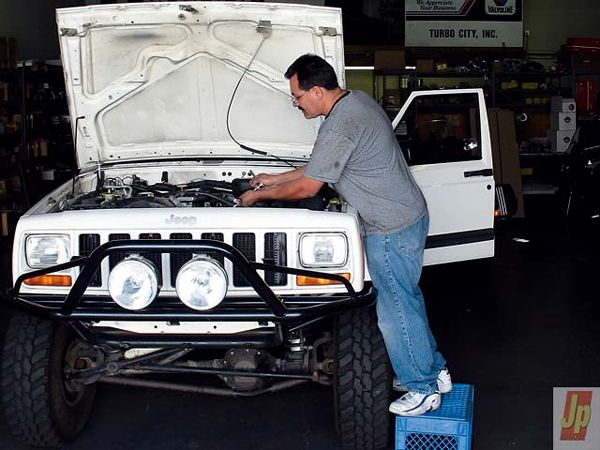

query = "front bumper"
[7,239,375,325]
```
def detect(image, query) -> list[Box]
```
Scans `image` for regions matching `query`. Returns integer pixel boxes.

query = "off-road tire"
[333,306,392,450]
[1,313,96,447]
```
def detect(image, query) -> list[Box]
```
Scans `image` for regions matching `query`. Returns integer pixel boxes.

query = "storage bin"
[396,384,474,450]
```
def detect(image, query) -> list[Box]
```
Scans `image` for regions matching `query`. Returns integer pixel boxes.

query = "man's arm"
[250,167,306,188]
[239,174,324,206]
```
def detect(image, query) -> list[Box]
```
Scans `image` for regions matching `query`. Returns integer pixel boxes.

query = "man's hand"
[250,173,277,189]
[237,189,261,207]
[238,171,323,206]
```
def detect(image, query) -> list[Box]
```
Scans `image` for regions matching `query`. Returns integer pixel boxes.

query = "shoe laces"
[401,392,420,401]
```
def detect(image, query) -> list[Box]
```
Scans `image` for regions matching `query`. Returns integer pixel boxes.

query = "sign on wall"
[405,0,523,48]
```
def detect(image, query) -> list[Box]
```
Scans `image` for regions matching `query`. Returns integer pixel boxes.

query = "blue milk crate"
[395,383,474,450]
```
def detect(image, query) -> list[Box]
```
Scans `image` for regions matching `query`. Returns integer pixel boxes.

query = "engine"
[58,174,336,211]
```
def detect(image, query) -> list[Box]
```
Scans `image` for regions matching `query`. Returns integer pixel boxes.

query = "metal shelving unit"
[17,61,74,204]
[374,67,572,115]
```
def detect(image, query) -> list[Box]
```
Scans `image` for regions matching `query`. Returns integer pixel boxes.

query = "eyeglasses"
[291,89,310,106]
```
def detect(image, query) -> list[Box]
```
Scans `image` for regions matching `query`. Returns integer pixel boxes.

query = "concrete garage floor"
[0,195,598,450]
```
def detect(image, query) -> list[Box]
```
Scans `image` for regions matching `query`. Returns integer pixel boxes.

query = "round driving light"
[176,257,228,311]
[108,256,159,310]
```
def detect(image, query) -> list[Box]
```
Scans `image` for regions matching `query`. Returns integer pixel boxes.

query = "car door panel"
[392,89,495,265]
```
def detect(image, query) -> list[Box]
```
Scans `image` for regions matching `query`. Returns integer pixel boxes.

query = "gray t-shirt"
[305,90,426,235]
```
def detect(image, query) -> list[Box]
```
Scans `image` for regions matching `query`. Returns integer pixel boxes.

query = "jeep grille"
[78,232,288,290]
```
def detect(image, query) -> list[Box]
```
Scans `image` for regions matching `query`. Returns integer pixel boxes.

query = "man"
[238,54,451,416]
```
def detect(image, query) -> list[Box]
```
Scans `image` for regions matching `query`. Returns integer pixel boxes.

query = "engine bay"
[58,172,337,212]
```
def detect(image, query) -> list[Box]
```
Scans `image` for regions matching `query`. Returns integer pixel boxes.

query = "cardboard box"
[1,210,13,237]
[487,108,525,218]
[521,81,539,90]
[500,80,518,90]
[39,139,48,157]
[344,46,373,66]
[550,112,576,131]
[416,59,435,72]
[576,80,597,113]
[41,169,56,181]
[0,81,8,101]
[0,37,17,68]
[516,112,549,141]
[524,97,549,106]
[566,37,600,52]
[344,45,405,67]
[374,50,405,70]
[570,53,600,70]
[547,129,576,153]
[382,89,403,108]
[28,139,49,158]
[551,96,576,113]
[8,176,21,191]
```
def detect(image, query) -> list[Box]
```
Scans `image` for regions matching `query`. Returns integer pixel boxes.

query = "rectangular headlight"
[25,234,71,269]
[298,233,348,268]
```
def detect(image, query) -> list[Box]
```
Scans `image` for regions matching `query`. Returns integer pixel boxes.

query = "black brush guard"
[7,239,375,347]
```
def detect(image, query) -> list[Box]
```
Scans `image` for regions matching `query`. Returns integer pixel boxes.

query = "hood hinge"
[60,28,79,37]
[319,26,337,36]
[257,20,272,37]
[179,5,199,14]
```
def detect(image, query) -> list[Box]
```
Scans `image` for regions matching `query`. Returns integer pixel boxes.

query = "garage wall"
[524,0,600,53]
[0,0,84,62]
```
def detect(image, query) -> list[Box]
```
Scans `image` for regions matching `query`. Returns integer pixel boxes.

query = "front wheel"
[333,306,392,450]
[1,313,96,447]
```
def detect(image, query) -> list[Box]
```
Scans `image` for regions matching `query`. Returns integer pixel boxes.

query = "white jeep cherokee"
[2,2,495,449]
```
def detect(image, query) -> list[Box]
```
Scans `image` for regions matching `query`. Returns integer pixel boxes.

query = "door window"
[395,93,482,166]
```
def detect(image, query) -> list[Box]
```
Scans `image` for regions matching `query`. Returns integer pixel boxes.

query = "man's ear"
[314,86,325,100]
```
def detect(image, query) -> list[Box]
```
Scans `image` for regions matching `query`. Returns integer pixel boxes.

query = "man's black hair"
[284,54,339,91]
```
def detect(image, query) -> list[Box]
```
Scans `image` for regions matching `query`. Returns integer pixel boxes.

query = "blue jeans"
[364,214,446,395]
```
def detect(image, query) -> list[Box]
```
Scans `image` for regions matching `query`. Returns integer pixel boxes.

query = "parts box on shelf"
[0,37,17,68]
[383,89,403,108]
[576,80,597,113]
[1,209,14,236]
[416,59,435,72]
[566,37,600,53]
[374,50,406,70]
[547,129,576,153]
[550,112,576,130]
[551,96,576,113]
[395,384,474,450]
[569,53,600,70]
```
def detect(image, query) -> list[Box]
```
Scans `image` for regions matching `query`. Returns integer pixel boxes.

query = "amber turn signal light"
[296,273,351,286]
[24,275,72,287]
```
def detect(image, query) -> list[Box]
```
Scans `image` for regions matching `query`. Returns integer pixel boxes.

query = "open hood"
[56,2,344,169]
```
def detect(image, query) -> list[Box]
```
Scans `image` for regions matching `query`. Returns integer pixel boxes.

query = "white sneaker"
[393,367,452,394]
[389,391,441,416]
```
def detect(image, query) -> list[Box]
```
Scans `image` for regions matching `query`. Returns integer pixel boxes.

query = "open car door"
[392,89,495,265]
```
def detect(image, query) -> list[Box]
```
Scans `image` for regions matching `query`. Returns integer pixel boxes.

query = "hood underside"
[56,2,344,168]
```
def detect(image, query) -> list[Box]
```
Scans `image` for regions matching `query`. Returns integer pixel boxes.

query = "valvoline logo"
[486,0,515,14]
